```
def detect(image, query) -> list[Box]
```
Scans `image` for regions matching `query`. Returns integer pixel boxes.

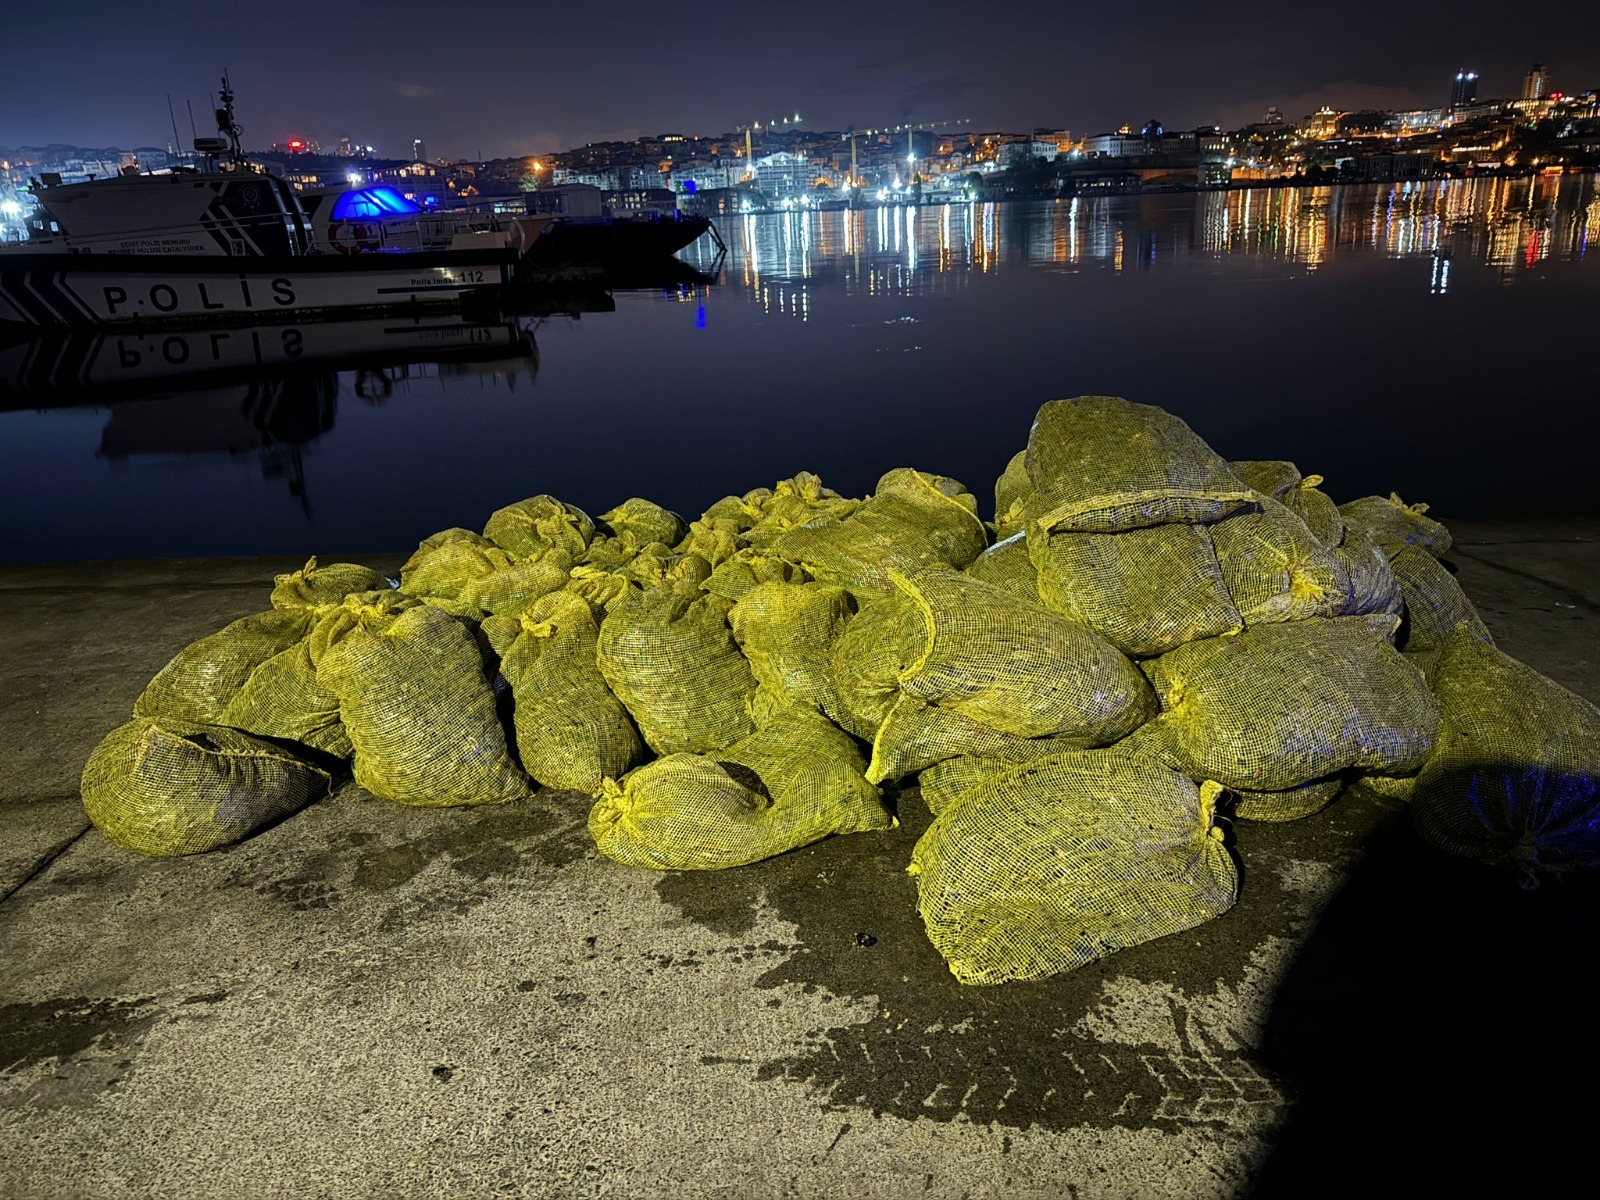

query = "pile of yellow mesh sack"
[82,396,1600,982]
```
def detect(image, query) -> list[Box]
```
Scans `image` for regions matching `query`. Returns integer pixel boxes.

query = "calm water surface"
[3,176,1597,563]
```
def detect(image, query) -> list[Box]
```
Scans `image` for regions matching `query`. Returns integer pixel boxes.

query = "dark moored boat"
[519,212,712,270]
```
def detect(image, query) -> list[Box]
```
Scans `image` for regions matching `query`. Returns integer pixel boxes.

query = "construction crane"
[734,114,803,179]
[845,118,973,186]
[725,113,972,189]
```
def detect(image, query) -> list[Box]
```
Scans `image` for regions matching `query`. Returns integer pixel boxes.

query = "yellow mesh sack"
[828,589,922,739]
[467,552,573,618]
[1146,614,1439,791]
[1227,459,1301,501]
[1404,648,1439,685]
[319,604,530,807]
[589,710,891,870]
[673,517,745,567]
[1024,396,1256,534]
[564,563,637,616]
[597,497,685,550]
[728,581,855,723]
[269,557,382,614]
[1339,493,1452,558]
[916,755,998,816]
[1331,528,1404,617]
[616,544,671,586]
[867,694,1054,784]
[595,580,757,755]
[1028,521,1242,657]
[703,547,811,602]
[621,546,712,590]
[889,568,1155,740]
[479,612,522,659]
[1411,629,1600,876]
[992,450,1032,541]
[399,531,509,601]
[909,748,1238,985]
[501,591,643,795]
[399,526,492,570]
[697,492,768,535]
[1360,773,1418,801]
[747,472,859,538]
[1211,496,1351,626]
[581,534,647,569]
[1390,545,1492,653]
[133,608,313,724]
[1112,716,1186,767]
[1280,475,1345,547]
[400,533,571,620]
[81,716,331,856]
[483,495,595,561]
[302,589,414,653]
[962,533,1040,604]
[718,705,888,834]
[759,468,989,600]
[1230,777,1345,822]
[217,640,351,758]
[916,734,1093,817]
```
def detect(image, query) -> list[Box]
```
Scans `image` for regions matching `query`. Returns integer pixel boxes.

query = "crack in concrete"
[0,582,277,596]
[1451,549,1600,617]
[0,821,92,910]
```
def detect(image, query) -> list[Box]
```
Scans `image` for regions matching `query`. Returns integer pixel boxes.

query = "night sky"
[5,2,1597,157]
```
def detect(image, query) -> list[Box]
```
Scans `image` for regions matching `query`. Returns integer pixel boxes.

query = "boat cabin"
[17,172,309,257]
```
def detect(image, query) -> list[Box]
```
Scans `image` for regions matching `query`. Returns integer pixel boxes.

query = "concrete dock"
[2,519,1597,1199]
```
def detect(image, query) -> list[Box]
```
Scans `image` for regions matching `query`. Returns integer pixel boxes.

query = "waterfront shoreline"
[710,167,1600,214]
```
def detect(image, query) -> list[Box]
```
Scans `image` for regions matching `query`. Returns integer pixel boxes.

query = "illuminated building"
[1522,64,1550,101]
[412,138,428,163]
[1451,70,1479,108]
[668,160,740,193]
[1394,108,1445,133]
[1303,107,1343,140]
[997,141,1059,166]
[751,151,812,199]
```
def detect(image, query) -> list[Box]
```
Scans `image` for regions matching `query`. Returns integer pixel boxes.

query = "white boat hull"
[0,250,516,327]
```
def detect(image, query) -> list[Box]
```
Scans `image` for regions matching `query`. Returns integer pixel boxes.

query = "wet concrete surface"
[0,520,1595,1198]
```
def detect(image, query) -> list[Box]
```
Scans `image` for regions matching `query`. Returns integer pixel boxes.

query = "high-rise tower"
[412,138,428,163]
[1451,69,1479,108]
[1522,64,1550,101]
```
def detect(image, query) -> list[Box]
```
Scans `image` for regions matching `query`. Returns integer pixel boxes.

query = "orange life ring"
[328,220,381,253]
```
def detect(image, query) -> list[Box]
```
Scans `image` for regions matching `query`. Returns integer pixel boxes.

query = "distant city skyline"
[3,2,1597,158]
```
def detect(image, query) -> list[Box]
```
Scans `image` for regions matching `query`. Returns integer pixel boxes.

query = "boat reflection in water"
[0,307,560,504]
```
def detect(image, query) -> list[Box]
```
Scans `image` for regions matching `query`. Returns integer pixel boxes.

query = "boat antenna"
[167,94,183,159]
[215,72,244,169]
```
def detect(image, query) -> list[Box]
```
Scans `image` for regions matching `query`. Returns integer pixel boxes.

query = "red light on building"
[288,139,304,153]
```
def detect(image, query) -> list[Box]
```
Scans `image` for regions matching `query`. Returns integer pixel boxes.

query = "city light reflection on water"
[691,175,1598,313]
[2,178,1597,562]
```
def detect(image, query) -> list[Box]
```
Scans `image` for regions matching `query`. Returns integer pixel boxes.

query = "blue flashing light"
[330,185,421,220]
[684,179,698,195]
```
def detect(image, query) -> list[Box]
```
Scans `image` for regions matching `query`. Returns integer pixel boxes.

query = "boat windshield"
[330,186,421,220]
